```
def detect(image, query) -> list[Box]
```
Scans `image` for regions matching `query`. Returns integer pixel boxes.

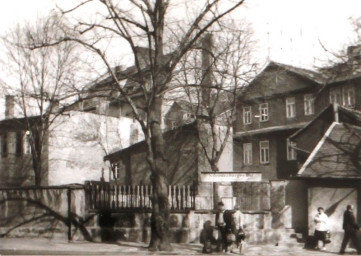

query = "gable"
[297,123,361,179]
[241,63,320,101]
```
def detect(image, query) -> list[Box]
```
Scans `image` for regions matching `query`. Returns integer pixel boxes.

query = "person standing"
[340,204,360,254]
[215,202,227,252]
[314,207,329,250]
[233,205,245,254]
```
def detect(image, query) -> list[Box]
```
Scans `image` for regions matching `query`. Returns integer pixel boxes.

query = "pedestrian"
[233,204,246,254]
[340,204,360,255]
[215,201,227,252]
[314,207,329,250]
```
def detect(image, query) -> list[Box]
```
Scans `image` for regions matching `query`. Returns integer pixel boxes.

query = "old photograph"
[1,0,361,255]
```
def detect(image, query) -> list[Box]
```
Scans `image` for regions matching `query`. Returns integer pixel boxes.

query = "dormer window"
[183,113,194,119]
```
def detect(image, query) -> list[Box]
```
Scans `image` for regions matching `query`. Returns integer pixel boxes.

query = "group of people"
[202,202,360,254]
[313,205,360,254]
[201,202,245,254]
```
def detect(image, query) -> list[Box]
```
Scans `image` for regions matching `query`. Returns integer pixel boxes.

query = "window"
[24,131,31,155]
[171,121,178,129]
[243,143,252,165]
[287,140,297,160]
[259,103,269,122]
[286,97,296,118]
[112,162,120,179]
[343,86,355,108]
[16,132,23,157]
[259,140,269,164]
[304,94,314,115]
[243,106,252,124]
[329,87,341,104]
[183,113,194,119]
[1,133,8,157]
[8,132,16,155]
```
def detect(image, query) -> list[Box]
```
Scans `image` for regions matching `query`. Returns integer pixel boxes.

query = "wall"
[307,180,361,246]
[111,126,199,186]
[197,124,233,173]
[235,71,318,134]
[0,186,86,240]
[48,111,143,185]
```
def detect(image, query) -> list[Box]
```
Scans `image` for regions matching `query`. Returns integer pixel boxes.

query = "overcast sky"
[0,0,360,69]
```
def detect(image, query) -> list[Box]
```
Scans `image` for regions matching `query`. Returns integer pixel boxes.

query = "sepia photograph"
[1,0,361,255]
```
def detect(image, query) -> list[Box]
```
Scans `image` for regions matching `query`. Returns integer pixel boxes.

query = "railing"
[233,182,271,211]
[85,181,196,212]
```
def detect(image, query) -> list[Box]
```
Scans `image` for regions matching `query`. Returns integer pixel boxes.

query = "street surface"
[0,238,359,255]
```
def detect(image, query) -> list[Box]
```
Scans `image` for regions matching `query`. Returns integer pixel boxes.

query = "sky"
[0,0,360,119]
[0,0,360,69]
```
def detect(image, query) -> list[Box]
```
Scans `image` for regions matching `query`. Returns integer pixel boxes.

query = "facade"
[0,107,142,187]
[289,105,361,244]
[234,45,361,234]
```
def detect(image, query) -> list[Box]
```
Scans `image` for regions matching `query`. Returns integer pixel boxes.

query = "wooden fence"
[233,182,271,211]
[85,181,196,212]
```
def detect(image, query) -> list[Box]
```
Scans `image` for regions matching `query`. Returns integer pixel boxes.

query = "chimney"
[5,95,15,119]
[347,45,361,74]
[201,33,213,107]
[134,47,154,69]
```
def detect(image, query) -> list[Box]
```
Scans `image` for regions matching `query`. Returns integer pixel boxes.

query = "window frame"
[286,97,296,118]
[342,85,355,108]
[287,140,297,161]
[259,140,270,164]
[304,94,315,116]
[243,106,252,124]
[243,143,253,165]
[1,133,8,158]
[259,103,269,122]
[329,87,342,105]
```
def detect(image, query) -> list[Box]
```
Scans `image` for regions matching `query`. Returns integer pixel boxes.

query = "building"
[0,97,142,187]
[234,45,361,237]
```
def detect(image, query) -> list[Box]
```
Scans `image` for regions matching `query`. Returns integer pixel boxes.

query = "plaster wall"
[48,111,143,185]
[308,186,357,236]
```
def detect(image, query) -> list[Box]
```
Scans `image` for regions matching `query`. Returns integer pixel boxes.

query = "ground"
[0,238,359,255]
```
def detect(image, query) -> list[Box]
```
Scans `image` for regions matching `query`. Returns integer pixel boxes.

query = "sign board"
[200,172,262,182]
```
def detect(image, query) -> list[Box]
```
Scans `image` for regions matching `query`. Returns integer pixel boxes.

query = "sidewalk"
[0,238,359,255]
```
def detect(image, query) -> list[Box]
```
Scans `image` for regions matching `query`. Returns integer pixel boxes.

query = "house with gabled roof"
[289,104,361,245]
[233,44,361,233]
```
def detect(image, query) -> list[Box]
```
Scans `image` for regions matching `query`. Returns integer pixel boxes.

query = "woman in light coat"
[314,207,329,250]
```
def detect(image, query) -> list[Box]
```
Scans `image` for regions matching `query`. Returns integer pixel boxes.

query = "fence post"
[67,188,72,242]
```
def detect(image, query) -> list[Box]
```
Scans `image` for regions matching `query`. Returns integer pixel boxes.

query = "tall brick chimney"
[201,33,213,107]
[5,95,15,119]
[347,45,361,74]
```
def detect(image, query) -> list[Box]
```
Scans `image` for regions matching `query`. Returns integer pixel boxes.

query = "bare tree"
[29,0,249,250]
[172,26,257,204]
[1,14,88,186]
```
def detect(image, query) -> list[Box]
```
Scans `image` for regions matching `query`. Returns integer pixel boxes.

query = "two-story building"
[234,44,361,237]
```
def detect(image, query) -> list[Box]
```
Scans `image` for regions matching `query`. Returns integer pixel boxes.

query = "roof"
[296,122,361,179]
[290,105,361,142]
[104,122,197,161]
[240,61,323,101]
[234,122,307,138]
[0,115,42,129]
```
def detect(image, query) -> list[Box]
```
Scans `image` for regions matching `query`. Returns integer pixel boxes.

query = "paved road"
[0,238,359,255]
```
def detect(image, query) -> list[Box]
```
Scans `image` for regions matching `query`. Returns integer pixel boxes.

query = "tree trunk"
[148,96,172,251]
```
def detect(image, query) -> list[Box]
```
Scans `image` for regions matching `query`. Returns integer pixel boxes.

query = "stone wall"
[86,210,296,245]
[0,186,86,240]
